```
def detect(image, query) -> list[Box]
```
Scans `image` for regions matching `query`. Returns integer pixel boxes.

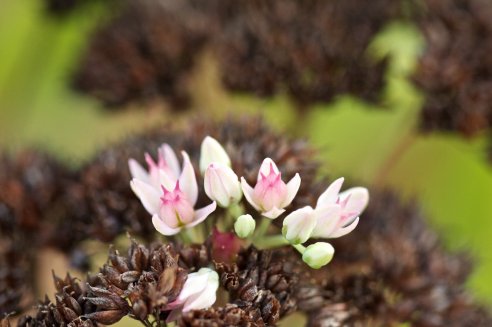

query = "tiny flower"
[130,150,216,235]
[282,177,369,244]
[204,163,242,207]
[166,268,219,321]
[234,214,256,239]
[128,143,180,189]
[200,136,231,174]
[311,177,369,239]
[302,242,335,269]
[241,158,301,219]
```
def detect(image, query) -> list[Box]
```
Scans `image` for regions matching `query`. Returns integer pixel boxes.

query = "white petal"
[262,207,285,219]
[130,179,160,214]
[199,136,231,174]
[128,159,150,183]
[188,202,217,228]
[258,158,280,181]
[316,177,344,208]
[152,214,181,236]
[240,177,261,210]
[311,205,342,238]
[179,151,198,205]
[282,206,316,244]
[160,143,181,179]
[329,217,360,238]
[219,165,242,202]
[158,169,176,191]
[281,173,301,207]
[204,166,230,207]
[178,270,210,302]
[338,187,369,214]
[182,269,218,311]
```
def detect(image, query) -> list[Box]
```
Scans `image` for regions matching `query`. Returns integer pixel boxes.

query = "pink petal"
[130,179,160,214]
[152,214,181,236]
[128,159,150,183]
[281,173,301,207]
[338,187,369,214]
[179,151,198,205]
[240,177,261,210]
[316,177,344,208]
[329,217,360,238]
[262,207,285,219]
[188,201,217,228]
[257,158,280,182]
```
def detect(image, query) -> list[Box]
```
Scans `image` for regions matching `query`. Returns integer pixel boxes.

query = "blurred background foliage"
[1,0,491,312]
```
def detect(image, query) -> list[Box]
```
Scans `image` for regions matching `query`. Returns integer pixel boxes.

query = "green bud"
[302,242,334,269]
[234,214,256,239]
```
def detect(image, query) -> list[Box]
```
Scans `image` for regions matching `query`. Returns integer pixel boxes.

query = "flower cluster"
[128,135,369,318]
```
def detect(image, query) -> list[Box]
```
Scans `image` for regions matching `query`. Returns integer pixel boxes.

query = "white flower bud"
[204,163,242,207]
[234,214,256,238]
[200,136,231,173]
[282,206,316,244]
[302,242,335,269]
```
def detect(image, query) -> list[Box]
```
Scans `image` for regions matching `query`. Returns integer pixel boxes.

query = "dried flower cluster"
[1,118,491,326]
[43,0,83,14]
[73,0,399,109]
[73,0,210,108]
[414,0,492,136]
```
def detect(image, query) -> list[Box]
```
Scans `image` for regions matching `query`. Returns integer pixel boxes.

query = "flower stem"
[179,229,193,244]
[292,243,306,254]
[228,202,244,218]
[254,235,289,249]
[253,217,271,242]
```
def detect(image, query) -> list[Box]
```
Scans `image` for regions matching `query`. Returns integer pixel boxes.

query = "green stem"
[254,235,289,249]
[253,217,272,241]
[179,229,193,244]
[292,243,306,254]
[228,202,244,218]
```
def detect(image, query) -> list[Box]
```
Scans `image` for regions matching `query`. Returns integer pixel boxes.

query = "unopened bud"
[204,163,242,207]
[234,214,256,239]
[302,242,335,269]
[200,136,231,173]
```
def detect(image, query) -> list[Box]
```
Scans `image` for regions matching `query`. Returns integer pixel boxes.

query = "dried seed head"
[414,0,492,137]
